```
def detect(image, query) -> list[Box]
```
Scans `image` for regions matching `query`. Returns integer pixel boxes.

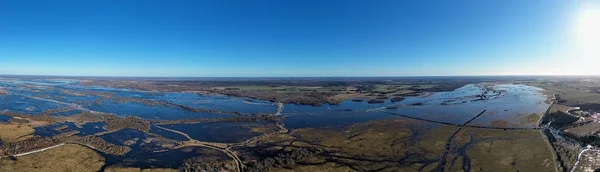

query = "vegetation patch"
[0,144,105,172]
[446,129,556,172]
[240,119,455,171]
[0,124,34,143]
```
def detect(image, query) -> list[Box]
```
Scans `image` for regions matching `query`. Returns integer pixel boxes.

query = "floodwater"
[382,84,550,127]
[160,122,275,143]
[0,115,11,122]
[1,79,550,128]
[99,128,228,169]
[0,78,552,168]
[34,122,107,137]
[148,125,189,141]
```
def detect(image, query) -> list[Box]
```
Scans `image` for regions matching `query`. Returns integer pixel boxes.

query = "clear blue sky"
[0,0,594,77]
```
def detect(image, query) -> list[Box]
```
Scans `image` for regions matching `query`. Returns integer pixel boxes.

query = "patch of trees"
[7,118,29,124]
[164,102,243,115]
[180,157,236,172]
[60,135,131,155]
[408,84,464,92]
[542,112,579,129]
[376,96,389,100]
[397,92,421,97]
[103,115,151,132]
[573,103,600,111]
[0,136,58,155]
[41,107,73,116]
[211,90,335,106]
[411,102,424,106]
[355,85,375,93]
[391,97,405,102]
[54,125,69,131]
[246,147,323,172]
[562,131,600,148]
[0,131,130,156]
[367,99,385,104]
[150,115,281,125]
[555,94,568,104]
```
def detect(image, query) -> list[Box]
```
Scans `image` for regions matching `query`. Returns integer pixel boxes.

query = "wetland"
[0,76,579,172]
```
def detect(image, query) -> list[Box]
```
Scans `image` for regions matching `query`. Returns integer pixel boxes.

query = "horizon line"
[2,73,600,78]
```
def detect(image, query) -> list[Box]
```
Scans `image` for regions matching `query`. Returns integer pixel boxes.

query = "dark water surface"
[34,122,107,137]
[99,128,228,169]
[161,122,270,143]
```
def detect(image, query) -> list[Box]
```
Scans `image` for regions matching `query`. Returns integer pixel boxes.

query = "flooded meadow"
[0,78,556,171]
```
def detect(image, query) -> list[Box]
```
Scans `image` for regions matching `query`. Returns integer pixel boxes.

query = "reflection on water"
[34,122,78,137]
[0,79,553,169]
[0,95,67,115]
[34,122,107,137]
[99,128,226,169]
[1,79,550,128]
[149,125,189,141]
[383,84,549,127]
[0,115,12,122]
[161,122,272,143]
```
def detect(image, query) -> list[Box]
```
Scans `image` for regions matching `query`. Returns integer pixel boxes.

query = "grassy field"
[0,144,105,172]
[248,118,558,172]
[0,124,35,142]
[372,84,411,92]
[527,82,600,105]
[564,122,600,136]
[252,118,455,171]
[447,129,556,172]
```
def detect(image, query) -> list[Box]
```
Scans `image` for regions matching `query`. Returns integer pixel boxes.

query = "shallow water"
[34,122,107,137]
[161,122,270,143]
[1,79,550,128]
[0,78,554,169]
[149,125,189,141]
[383,84,549,127]
[0,115,12,122]
[0,95,67,114]
[34,122,79,137]
[99,128,224,168]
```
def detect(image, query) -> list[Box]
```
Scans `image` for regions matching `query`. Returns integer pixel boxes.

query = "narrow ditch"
[436,110,486,172]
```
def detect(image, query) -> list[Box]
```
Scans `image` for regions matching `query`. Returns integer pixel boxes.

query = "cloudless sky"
[0,0,596,77]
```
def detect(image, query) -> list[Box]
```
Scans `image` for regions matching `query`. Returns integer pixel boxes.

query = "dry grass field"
[0,144,105,172]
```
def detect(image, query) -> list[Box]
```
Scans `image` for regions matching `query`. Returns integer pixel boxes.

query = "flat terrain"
[2,76,593,172]
[0,124,34,142]
[76,77,484,106]
[447,129,555,172]
[0,144,104,172]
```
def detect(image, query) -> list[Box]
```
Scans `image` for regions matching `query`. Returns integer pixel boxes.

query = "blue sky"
[0,0,594,76]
